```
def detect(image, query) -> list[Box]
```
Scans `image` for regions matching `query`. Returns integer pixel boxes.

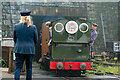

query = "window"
[54,23,64,32]
[79,23,89,33]
[114,42,120,52]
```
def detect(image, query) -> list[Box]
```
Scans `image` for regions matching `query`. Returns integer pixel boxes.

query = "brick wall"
[1,2,119,54]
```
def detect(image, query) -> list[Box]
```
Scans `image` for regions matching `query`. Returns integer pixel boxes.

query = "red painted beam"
[50,61,91,70]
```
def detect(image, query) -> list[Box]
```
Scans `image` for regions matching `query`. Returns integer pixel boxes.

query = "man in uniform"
[13,10,38,80]
[89,23,98,59]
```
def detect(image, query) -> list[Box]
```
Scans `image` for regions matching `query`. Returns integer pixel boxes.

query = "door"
[41,22,49,58]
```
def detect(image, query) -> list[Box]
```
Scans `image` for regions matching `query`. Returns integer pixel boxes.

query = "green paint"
[52,44,89,60]
[52,19,91,43]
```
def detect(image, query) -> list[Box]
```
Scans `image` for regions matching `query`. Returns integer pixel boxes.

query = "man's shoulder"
[91,30,97,36]
[92,30,97,34]
[30,25,37,30]
[94,30,97,34]
[15,23,22,26]
[14,23,22,29]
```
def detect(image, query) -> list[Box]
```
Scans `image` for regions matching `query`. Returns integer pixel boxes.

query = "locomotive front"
[49,19,91,71]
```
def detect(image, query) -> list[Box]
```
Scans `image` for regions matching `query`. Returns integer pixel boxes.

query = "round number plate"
[65,21,78,34]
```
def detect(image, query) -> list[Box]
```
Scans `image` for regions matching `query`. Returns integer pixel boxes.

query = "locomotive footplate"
[50,59,91,70]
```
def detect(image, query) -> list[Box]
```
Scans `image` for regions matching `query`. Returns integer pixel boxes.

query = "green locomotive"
[41,19,91,72]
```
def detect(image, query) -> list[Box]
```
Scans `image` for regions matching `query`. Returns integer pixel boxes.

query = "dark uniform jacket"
[13,23,38,55]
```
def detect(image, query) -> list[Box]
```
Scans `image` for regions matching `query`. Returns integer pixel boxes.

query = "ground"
[0,64,119,80]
